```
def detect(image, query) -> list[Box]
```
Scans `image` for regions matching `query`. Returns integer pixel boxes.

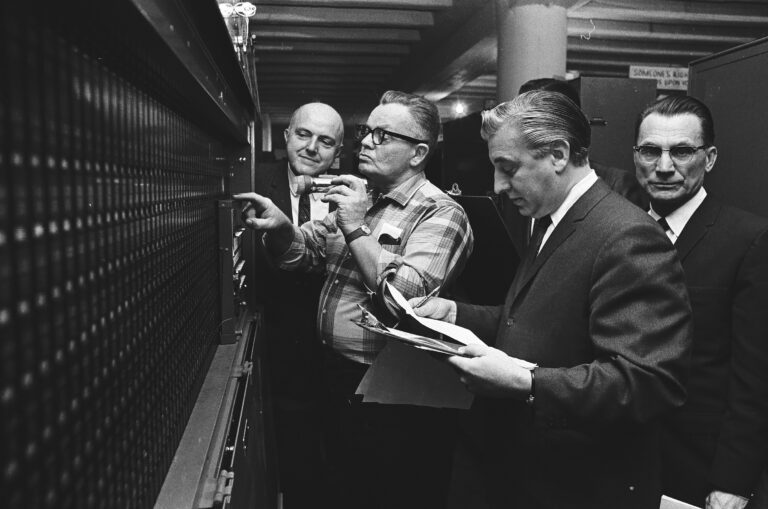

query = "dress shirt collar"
[549,170,599,229]
[648,187,707,241]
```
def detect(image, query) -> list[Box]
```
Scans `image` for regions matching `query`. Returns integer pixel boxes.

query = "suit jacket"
[249,162,326,399]
[591,160,648,210]
[456,179,693,509]
[661,196,768,502]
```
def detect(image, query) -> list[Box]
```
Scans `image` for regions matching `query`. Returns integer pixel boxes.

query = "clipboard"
[353,283,536,409]
[354,282,536,370]
[354,320,470,357]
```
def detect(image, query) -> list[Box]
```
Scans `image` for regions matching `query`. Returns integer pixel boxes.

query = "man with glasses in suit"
[235,90,473,509]
[634,95,768,509]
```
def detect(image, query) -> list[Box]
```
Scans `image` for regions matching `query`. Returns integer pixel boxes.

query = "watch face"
[361,225,371,235]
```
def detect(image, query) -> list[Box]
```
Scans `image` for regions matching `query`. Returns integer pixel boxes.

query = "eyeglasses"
[633,145,708,163]
[355,124,428,146]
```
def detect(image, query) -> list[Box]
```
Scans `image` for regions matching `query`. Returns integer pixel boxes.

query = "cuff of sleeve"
[709,455,763,497]
[375,249,400,285]
[528,367,570,429]
[276,226,305,268]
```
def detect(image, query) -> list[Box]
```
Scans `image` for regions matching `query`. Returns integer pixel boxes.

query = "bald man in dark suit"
[250,102,343,509]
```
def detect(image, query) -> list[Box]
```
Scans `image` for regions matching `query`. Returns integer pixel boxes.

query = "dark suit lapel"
[674,196,719,262]
[267,163,293,218]
[510,179,611,302]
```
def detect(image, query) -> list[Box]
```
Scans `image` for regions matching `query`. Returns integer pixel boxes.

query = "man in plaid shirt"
[235,90,473,509]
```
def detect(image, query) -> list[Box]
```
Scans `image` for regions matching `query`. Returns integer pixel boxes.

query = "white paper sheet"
[384,281,485,346]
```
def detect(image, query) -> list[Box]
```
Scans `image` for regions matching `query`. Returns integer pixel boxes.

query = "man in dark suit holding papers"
[413,91,693,509]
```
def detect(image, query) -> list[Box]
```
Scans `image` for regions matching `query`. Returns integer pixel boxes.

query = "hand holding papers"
[356,307,470,357]
[354,282,487,357]
[370,282,536,370]
[354,283,536,409]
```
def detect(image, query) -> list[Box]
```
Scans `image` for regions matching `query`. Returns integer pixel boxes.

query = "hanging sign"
[629,66,688,91]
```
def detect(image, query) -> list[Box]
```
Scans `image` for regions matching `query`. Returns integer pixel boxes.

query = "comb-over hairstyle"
[481,90,591,166]
[635,95,715,146]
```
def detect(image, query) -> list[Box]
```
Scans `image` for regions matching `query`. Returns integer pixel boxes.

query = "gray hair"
[481,90,590,166]
[379,90,440,152]
[635,95,714,146]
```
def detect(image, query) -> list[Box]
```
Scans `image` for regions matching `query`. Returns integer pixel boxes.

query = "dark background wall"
[689,37,768,219]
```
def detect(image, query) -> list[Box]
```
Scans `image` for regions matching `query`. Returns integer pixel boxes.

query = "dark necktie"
[529,215,552,259]
[657,216,671,233]
[513,215,552,293]
[298,192,311,225]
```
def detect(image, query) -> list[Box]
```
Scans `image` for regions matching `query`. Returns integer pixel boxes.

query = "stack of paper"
[354,283,535,409]
[659,495,701,509]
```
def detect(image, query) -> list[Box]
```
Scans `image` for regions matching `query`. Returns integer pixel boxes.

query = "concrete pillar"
[495,0,568,102]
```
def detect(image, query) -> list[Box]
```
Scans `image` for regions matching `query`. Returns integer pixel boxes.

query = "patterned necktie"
[298,192,311,225]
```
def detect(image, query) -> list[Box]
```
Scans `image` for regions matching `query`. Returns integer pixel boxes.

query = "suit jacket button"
[506,318,514,326]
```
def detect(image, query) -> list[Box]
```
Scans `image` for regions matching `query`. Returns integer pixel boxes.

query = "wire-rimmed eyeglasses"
[355,124,428,146]
[633,145,708,164]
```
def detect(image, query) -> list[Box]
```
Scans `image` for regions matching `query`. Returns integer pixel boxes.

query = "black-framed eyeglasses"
[633,145,708,163]
[355,124,428,146]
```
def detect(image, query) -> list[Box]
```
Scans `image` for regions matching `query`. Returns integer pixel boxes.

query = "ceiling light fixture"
[219,2,257,56]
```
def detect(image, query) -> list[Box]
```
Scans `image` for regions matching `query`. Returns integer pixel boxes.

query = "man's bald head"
[284,102,344,176]
[289,103,344,142]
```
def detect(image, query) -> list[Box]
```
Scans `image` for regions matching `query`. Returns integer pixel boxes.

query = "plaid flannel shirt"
[278,173,474,364]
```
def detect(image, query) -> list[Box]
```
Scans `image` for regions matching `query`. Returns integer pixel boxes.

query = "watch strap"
[344,224,370,244]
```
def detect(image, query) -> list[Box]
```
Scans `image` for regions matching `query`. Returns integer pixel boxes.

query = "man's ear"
[550,140,570,172]
[704,145,718,173]
[410,143,430,168]
[284,128,290,143]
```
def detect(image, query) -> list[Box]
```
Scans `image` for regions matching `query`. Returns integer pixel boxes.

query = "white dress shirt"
[648,187,707,244]
[287,167,330,225]
[534,170,599,254]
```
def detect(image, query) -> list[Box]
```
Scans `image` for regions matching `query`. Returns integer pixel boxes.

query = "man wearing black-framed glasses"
[235,90,473,509]
[635,95,768,509]
[354,124,429,146]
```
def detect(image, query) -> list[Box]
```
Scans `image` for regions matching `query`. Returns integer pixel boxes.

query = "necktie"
[657,216,671,232]
[298,192,311,225]
[529,215,552,258]
[513,215,552,291]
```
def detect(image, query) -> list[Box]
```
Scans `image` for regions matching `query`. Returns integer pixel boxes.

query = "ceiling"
[225,0,768,126]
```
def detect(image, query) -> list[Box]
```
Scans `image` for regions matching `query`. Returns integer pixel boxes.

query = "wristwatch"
[525,367,536,406]
[344,224,371,244]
